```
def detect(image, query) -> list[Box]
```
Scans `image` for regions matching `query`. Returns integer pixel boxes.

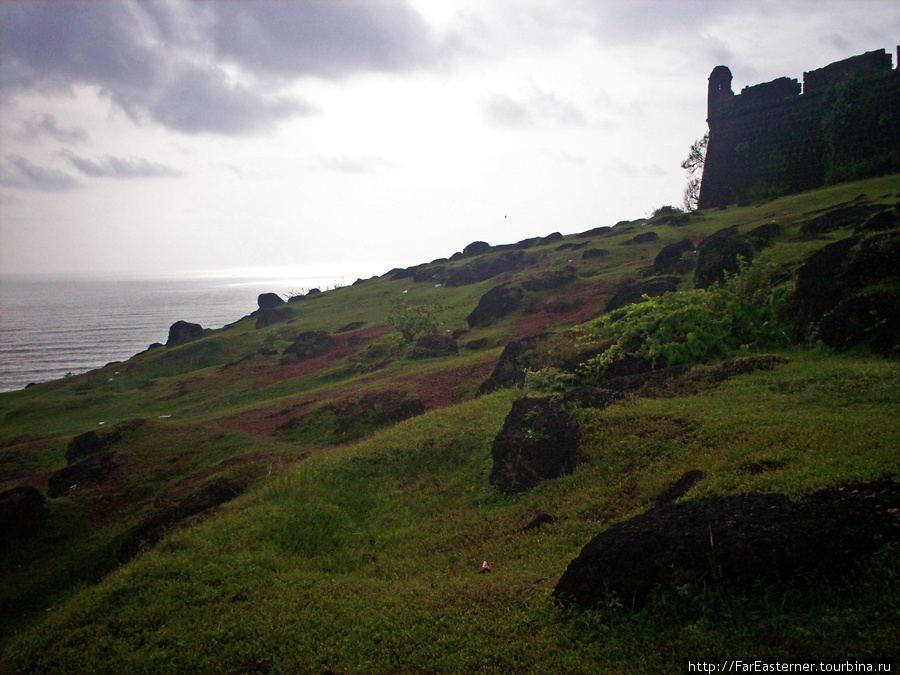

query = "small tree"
[387,295,442,344]
[681,133,708,211]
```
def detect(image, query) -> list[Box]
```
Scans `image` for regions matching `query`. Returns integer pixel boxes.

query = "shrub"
[580,256,794,375]
[387,296,443,344]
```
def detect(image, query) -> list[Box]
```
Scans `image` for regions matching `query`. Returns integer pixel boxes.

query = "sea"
[0,267,383,393]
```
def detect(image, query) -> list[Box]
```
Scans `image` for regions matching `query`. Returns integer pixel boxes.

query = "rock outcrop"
[553,480,900,610]
[166,320,204,347]
[466,285,524,328]
[0,485,48,550]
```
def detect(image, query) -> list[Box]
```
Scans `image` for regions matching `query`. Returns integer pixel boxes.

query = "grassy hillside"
[1,174,899,673]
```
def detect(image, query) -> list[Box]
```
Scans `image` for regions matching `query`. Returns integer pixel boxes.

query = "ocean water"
[0,270,376,393]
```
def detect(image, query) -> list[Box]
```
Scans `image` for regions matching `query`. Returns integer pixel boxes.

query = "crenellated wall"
[698,48,900,209]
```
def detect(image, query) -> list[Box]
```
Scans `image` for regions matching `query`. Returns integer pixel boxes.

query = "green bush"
[386,295,443,344]
[580,256,794,376]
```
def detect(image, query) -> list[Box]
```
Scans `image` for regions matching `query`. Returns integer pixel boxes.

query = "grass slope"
[1,174,899,673]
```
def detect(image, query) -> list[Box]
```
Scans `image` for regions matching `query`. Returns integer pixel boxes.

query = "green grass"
[2,174,900,673]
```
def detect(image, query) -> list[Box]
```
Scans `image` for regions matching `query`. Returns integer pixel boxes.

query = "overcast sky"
[1,0,898,278]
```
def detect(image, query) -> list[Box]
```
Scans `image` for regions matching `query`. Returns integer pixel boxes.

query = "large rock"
[65,419,145,464]
[620,231,659,246]
[166,320,204,347]
[0,485,48,550]
[257,292,285,310]
[553,480,900,610]
[693,226,754,288]
[819,290,900,357]
[799,203,883,235]
[581,248,609,260]
[462,241,492,257]
[255,306,291,329]
[605,276,679,312]
[522,266,577,292]
[488,388,616,495]
[445,250,525,287]
[465,285,524,328]
[653,238,695,274]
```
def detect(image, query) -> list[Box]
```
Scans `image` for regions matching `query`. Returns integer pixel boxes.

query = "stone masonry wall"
[698,48,900,209]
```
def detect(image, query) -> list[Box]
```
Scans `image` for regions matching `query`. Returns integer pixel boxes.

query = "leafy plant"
[580,255,794,376]
[523,367,578,394]
[386,295,443,344]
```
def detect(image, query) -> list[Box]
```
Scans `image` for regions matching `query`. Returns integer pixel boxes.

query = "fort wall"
[698,48,900,209]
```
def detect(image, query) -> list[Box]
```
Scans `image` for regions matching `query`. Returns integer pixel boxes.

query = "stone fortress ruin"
[699,47,900,209]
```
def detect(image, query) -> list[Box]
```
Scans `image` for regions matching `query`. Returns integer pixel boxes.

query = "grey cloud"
[0,155,81,191]
[208,0,445,78]
[316,155,397,174]
[20,114,89,144]
[0,0,450,136]
[483,90,586,129]
[61,152,182,179]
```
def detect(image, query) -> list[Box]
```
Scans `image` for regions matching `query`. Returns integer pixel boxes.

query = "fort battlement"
[699,48,900,209]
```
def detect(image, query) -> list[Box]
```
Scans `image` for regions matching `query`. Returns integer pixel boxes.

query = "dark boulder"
[280,331,334,364]
[47,451,119,498]
[65,419,145,464]
[799,203,883,235]
[463,241,493,257]
[166,320,204,347]
[555,242,589,252]
[537,232,564,246]
[653,238,695,274]
[856,208,900,233]
[746,221,783,247]
[581,248,609,260]
[553,480,900,610]
[477,335,547,394]
[412,265,446,283]
[605,276,679,312]
[0,485,48,550]
[576,226,612,239]
[445,250,525,287]
[409,334,459,359]
[257,293,285,310]
[489,388,616,495]
[621,231,659,246]
[255,306,291,329]
[522,513,555,532]
[466,285,524,328]
[693,226,754,288]
[819,290,900,357]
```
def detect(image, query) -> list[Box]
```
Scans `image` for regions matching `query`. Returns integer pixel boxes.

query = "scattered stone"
[694,226,755,288]
[463,241,493,257]
[621,231,660,245]
[819,290,900,357]
[553,480,900,610]
[445,250,525,287]
[576,226,612,239]
[856,208,900,233]
[409,334,459,359]
[799,203,883,235]
[489,388,616,495]
[653,238,695,274]
[605,276,679,312]
[537,232,564,246]
[0,485,48,550]
[257,293,285,310]
[166,320,204,347]
[581,248,610,260]
[465,285,524,328]
[555,242,590,252]
[746,221,783,246]
[255,306,291,329]
[65,419,145,464]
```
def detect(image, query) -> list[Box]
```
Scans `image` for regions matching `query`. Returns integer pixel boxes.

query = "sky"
[1,0,899,279]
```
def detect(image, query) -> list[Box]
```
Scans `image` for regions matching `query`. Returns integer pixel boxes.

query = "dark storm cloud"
[0,155,80,192]
[0,0,445,136]
[61,152,183,180]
